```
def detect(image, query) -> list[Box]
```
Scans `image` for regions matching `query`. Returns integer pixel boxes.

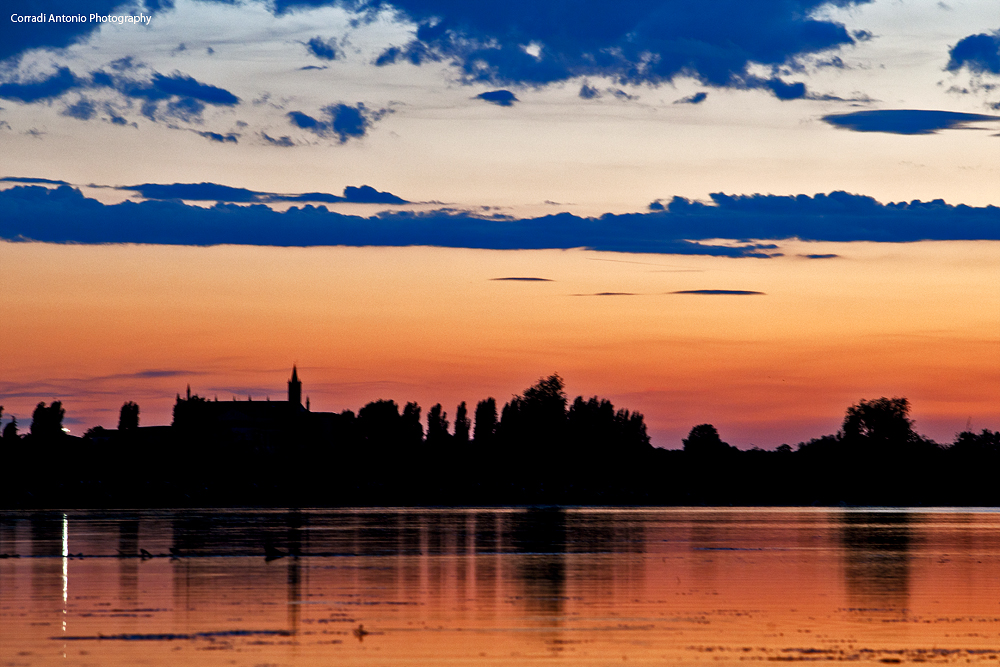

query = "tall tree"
[401,401,424,446]
[841,397,915,445]
[118,401,139,431]
[426,403,450,448]
[473,397,497,445]
[30,401,65,439]
[453,401,470,445]
[2,417,17,441]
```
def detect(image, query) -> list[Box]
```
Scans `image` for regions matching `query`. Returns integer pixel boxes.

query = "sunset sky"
[2,0,999,447]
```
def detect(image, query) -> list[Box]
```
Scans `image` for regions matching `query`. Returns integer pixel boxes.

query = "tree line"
[1,380,998,507]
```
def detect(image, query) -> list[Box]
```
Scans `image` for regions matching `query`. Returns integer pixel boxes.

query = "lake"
[3,508,1000,666]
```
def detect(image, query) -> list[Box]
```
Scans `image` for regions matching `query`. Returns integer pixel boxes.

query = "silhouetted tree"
[497,374,567,453]
[426,403,450,448]
[453,401,470,445]
[473,397,497,445]
[841,397,915,446]
[683,424,732,457]
[83,425,109,440]
[401,402,423,446]
[358,399,403,451]
[2,416,17,441]
[119,401,139,431]
[30,401,65,439]
[614,407,651,453]
[951,429,1000,457]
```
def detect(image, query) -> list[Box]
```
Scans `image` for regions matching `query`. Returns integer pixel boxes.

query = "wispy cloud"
[822,109,1000,135]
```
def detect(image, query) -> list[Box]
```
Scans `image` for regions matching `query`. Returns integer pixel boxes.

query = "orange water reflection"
[3,508,1000,666]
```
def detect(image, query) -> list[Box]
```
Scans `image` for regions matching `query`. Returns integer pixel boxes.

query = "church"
[172,366,340,443]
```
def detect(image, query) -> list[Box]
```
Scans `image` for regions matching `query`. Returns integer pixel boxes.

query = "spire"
[186,384,191,400]
[288,365,302,406]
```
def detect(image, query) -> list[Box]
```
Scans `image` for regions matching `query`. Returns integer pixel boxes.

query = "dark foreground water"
[3,508,1000,666]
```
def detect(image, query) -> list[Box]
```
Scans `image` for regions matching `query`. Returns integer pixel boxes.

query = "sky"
[1,0,999,447]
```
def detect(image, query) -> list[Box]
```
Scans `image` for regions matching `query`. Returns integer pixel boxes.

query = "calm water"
[3,508,1000,666]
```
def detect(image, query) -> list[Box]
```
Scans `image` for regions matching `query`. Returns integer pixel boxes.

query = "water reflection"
[839,511,911,613]
[4,508,1000,667]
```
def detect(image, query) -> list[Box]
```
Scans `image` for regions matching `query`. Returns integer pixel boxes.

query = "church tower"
[288,366,302,406]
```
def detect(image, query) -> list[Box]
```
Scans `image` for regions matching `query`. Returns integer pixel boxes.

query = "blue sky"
[1,0,999,231]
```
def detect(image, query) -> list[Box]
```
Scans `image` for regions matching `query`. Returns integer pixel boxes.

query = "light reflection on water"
[3,508,1000,666]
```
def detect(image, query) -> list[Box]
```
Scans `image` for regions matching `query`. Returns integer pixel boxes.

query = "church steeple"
[288,365,302,406]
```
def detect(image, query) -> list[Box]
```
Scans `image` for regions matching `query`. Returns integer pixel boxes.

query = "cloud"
[822,109,1000,134]
[579,84,600,99]
[123,182,261,202]
[287,103,390,142]
[801,253,839,259]
[306,36,340,60]
[0,62,241,128]
[368,0,871,99]
[0,184,779,255]
[671,290,765,295]
[116,181,408,204]
[0,0,127,63]
[490,277,552,281]
[675,92,708,105]
[947,30,1000,75]
[763,77,807,100]
[61,97,97,120]
[193,130,239,143]
[476,90,518,106]
[573,292,637,296]
[341,185,408,204]
[261,132,296,146]
[0,176,69,185]
[147,72,239,106]
[0,67,80,102]
[15,186,1000,255]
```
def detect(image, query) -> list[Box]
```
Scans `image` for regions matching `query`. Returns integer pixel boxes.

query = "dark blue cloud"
[0,0,126,63]
[0,67,80,102]
[579,84,600,99]
[362,0,869,99]
[116,181,408,204]
[342,185,408,204]
[0,185,771,256]
[8,186,1000,256]
[822,109,1000,134]
[0,63,241,127]
[675,91,708,105]
[476,89,518,106]
[574,292,637,296]
[193,130,239,143]
[671,290,765,295]
[801,253,839,259]
[947,30,1000,75]
[88,69,240,122]
[261,132,296,146]
[123,182,261,202]
[149,73,239,105]
[61,97,97,120]
[763,77,807,100]
[306,36,340,60]
[0,176,70,185]
[490,277,552,281]
[287,103,390,142]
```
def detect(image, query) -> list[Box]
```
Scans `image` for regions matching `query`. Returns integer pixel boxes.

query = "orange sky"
[1,240,998,447]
